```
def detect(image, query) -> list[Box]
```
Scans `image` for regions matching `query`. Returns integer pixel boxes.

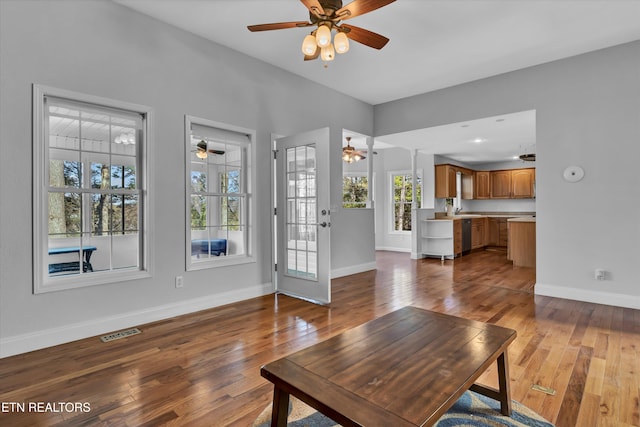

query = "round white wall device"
[563,166,584,183]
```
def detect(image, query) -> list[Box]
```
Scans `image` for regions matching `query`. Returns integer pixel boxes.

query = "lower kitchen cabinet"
[471,218,486,249]
[487,217,509,247]
[453,219,462,256]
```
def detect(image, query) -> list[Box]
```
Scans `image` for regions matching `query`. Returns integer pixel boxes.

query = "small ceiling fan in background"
[342,136,367,163]
[196,140,225,159]
[247,0,396,63]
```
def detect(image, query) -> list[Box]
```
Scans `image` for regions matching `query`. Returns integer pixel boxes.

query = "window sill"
[34,269,151,294]
[187,255,255,271]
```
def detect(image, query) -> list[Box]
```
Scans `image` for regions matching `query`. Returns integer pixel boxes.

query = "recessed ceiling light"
[471,138,486,144]
[461,124,470,128]
[496,118,505,122]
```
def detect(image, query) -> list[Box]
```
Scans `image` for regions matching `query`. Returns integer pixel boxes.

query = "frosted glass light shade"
[334,31,350,54]
[315,24,331,48]
[320,43,335,61]
[301,34,317,56]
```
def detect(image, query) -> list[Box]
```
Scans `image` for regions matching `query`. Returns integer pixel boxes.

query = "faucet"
[455,207,462,214]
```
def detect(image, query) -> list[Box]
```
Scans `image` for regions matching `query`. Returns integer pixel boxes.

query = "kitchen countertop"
[433,212,535,220]
[507,216,536,223]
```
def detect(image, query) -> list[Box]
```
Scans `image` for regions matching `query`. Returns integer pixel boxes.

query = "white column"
[411,149,418,208]
[366,136,374,209]
[410,149,420,258]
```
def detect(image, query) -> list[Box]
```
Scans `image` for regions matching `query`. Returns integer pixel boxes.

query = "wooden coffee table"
[261,306,516,427]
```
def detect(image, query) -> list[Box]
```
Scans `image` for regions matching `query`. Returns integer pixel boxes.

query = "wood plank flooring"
[0,250,638,426]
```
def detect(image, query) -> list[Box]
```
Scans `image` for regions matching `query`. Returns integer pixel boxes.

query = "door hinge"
[273,149,277,159]
[274,263,277,272]
[274,207,277,215]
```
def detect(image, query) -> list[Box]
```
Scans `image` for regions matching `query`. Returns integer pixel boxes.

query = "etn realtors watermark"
[2,401,91,413]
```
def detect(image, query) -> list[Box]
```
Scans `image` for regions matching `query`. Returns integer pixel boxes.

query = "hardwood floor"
[0,250,638,426]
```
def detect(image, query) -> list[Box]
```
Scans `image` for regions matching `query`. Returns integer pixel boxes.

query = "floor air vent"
[100,328,141,343]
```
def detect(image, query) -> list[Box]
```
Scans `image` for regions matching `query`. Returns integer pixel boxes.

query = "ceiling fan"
[196,140,225,159]
[247,0,395,62]
[342,136,367,163]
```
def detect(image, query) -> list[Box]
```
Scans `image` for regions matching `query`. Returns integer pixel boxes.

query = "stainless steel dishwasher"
[462,219,472,255]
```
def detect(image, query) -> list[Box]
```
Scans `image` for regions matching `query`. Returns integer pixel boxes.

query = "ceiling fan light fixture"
[315,24,331,48]
[301,34,318,55]
[334,31,350,54]
[321,43,335,61]
[519,153,536,162]
[196,140,208,159]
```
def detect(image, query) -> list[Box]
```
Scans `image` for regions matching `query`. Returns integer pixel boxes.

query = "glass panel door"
[276,128,330,304]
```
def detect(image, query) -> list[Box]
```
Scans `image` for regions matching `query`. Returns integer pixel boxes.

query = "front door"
[275,128,331,304]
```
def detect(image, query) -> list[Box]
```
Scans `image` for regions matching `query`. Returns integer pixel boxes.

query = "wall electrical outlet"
[175,276,184,288]
[594,269,606,281]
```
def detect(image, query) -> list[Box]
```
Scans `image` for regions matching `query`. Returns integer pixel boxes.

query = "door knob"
[317,222,328,228]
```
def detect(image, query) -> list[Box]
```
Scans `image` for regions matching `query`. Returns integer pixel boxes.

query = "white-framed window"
[185,116,255,270]
[389,171,422,232]
[342,173,370,208]
[33,85,152,293]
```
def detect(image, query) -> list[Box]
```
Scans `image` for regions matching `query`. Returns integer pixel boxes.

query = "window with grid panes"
[33,85,151,293]
[186,116,254,270]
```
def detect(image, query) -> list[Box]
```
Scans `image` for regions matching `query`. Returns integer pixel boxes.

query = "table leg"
[84,250,94,272]
[270,387,290,427]
[496,351,512,416]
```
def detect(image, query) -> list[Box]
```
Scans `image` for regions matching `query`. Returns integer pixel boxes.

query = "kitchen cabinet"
[490,170,512,199]
[453,219,462,256]
[435,164,457,198]
[507,218,536,267]
[490,168,535,199]
[511,168,535,198]
[475,171,490,199]
[461,174,474,199]
[471,217,486,249]
[435,164,476,199]
[487,217,509,247]
[498,219,508,246]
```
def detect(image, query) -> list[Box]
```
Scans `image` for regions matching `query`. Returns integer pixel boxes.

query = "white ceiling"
[114,0,640,161]
[376,110,536,164]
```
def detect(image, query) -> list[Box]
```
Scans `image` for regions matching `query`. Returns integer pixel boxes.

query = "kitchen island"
[507,217,536,267]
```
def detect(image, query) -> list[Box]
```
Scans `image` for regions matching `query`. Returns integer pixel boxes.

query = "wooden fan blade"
[304,49,320,61]
[300,0,325,16]
[336,0,396,20]
[342,24,389,49]
[247,21,311,32]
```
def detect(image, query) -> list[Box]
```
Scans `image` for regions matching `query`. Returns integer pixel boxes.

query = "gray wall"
[0,0,374,356]
[375,41,640,308]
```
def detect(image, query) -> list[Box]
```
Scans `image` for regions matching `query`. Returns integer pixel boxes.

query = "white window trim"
[32,84,153,294]
[388,169,422,234]
[184,115,256,271]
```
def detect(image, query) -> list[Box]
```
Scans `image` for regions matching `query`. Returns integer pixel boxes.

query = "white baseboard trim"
[331,261,377,279]
[535,283,640,310]
[0,283,274,359]
[375,246,411,253]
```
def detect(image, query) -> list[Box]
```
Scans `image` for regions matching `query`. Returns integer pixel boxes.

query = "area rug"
[252,390,555,427]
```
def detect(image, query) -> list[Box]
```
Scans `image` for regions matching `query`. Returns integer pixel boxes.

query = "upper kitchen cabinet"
[437,165,535,199]
[435,164,457,198]
[511,168,535,198]
[474,171,491,199]
[436,164,475,198]
[490,168,535,199]
[490,170,512,198]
